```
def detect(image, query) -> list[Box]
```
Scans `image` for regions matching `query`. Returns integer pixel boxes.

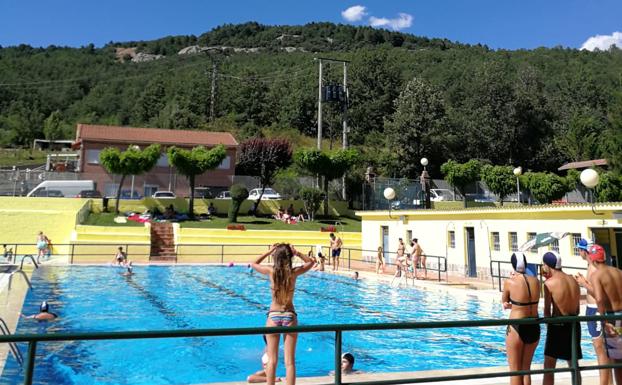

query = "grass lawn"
[83,213,361,232]
[0,149,48,167]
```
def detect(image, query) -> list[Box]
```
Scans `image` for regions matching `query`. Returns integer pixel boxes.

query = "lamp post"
[513,167,522,204]
[580,168,602,215]
[384,187,396,219]
[420,158,431,209]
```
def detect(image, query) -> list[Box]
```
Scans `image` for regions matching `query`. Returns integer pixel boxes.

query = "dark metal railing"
[490,259,587,291]
[3,314,621,385]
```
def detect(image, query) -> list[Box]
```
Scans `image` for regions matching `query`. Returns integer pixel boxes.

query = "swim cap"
[228,262,234,267]
[588,244,605,263]
[576,238,589,252]
[40,301,49,312]
[510,253,527,273]
[542,251,562,270]
[261,353,269,365]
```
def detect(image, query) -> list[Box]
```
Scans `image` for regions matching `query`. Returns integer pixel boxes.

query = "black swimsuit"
[506,274,540,344]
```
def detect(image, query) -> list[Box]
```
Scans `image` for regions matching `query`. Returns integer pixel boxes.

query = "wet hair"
[413,238,418,243]
[272,244,294,305]
[330,233,335,237]
[342,353,355,365]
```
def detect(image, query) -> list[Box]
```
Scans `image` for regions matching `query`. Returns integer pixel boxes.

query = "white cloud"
[581,31,622,51]
[341,5,367,22]
[369,13,413,31]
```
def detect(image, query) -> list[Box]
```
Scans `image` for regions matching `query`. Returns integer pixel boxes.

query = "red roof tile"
[76,124,238,147]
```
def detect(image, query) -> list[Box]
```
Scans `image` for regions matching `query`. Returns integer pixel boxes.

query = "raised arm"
[251,245,276,275]
[291,246,314,276]
[575,272,595,297]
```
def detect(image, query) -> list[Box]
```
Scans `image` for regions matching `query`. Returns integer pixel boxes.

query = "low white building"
[356,203,622,280]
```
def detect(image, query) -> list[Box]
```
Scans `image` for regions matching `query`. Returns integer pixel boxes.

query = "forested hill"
[0,22,621,177]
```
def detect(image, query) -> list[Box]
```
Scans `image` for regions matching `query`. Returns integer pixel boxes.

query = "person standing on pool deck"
[412,238,426,279]
[36,231,50,260]
[251,243,314,385]
[329,233,342,272]
[586,244,622,384]
[502,252,540,385]
[541,251,582,385]
[575,238,612,385]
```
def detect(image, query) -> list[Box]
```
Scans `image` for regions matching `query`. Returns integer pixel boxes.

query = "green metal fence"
[3,314,621,385]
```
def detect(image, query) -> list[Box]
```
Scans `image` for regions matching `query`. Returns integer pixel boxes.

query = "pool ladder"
[0,317,23,367]
[8,255,37,291]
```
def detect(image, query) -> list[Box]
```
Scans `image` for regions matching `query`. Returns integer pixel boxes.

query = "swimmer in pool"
[20,301,58,321]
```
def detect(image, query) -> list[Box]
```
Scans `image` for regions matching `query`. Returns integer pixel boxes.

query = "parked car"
[77,190,102,198]
[27,180,95,198]
[247,188,282,200]
[429,189,458,202]
[31,189,64,198]
[194,187,214,199]
[216,191,231,199]
[466,193,496,203]
[119,190,142,200]
[152,191,176,199]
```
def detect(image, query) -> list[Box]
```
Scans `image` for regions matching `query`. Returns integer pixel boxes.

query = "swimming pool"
[1,266,595,384]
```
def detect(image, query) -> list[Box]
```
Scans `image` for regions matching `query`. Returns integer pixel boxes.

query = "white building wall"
[359,205,622,279]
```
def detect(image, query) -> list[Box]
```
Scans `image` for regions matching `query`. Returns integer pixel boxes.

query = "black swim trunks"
[545,322,583,361]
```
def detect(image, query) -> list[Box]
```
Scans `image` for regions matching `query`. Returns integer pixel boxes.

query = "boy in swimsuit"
[587,244,622,384]
[541,251,582,385]
[114,246,127,265]
[575,238,612,385]
[251,244,314,385]
[20,301,58,321]
[329,233,342,272]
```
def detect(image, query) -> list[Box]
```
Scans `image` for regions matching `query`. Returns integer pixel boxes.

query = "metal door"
[466,227,477,277]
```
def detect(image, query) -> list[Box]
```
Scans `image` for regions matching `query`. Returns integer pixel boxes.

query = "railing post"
[70,244,75,265]
[571,320,580,385]
[221,245,224,264]
[348,249,351,270]
[497,261,502,290]
[334,330,342,385]
[438,256,441,282]
[23,340,37,385]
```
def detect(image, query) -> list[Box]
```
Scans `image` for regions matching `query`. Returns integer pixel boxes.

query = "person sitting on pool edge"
[247,336,282,383]
[114,246,127,266]
[21,301,58,321]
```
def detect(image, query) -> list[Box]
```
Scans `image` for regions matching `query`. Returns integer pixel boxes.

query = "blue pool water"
[1,266,595,384]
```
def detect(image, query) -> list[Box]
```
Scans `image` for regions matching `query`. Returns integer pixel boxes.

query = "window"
[86,149,101,164]
[217,156,231,170]
[509,232,518,252]
[406,230,412,243]
[550,239,559,253]
[144,184,159,198]
[448,231,456,248]
[572,233,582,256]
[157,155,168,167]
[492,232,500,251]
[527,232,537,253]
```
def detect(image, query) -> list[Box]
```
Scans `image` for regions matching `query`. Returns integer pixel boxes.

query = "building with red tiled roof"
[75,124,238,197]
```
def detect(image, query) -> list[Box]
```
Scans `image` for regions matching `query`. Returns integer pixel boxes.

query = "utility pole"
[209,60,217,123]
[341,61,348,200]
[317,59,323,150]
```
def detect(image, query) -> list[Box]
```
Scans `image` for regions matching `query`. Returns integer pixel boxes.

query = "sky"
[1,0,621,51]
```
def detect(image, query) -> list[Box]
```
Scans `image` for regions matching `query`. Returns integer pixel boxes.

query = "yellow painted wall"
[176,228,361,263]
[71,225,151,263]
[0,197,89,257]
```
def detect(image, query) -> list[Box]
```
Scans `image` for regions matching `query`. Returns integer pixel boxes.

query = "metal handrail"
[0,317,23,367]
[490,259,587,291]
[8,270,31,290]
[19,255,38,270]
[3,314,621,385]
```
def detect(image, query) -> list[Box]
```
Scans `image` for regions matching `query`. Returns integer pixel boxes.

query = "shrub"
[299,187,323,221]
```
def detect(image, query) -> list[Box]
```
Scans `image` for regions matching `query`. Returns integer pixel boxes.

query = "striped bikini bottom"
[267,310,297,327]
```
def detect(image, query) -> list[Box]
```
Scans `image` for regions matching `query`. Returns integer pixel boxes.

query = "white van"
[27,180,96,198]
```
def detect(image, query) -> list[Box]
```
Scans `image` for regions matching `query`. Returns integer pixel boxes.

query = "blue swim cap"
[576,238,589,251]
[40,301,49,312]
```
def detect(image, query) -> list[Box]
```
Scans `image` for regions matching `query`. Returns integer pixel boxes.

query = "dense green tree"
[43,110,65,145]
[167,145,227,217]
[299,187,323,221]
[228,184,249,223]
[99,144,161,214]
[440,159,481,208]
[294,148,359,215]
[384,77,450,177]
[521,172,574,204]
[480,165,516,205]
[236,138,293,214]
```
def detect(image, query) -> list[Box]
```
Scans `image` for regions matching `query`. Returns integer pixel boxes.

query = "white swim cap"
[261,353,269,365]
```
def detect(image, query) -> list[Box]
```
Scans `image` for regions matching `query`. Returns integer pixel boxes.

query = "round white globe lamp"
[420,158,429,167]
[580,169,599,189]
[513,166,522,176]
[383,187,396,200]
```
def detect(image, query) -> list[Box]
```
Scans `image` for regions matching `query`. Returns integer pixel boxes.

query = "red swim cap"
[588,244,605,263]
